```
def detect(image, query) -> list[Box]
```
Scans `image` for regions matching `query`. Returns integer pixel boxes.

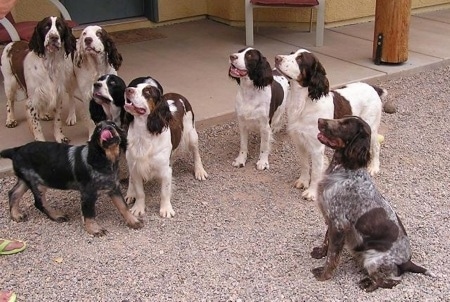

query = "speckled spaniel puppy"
[311,116,433,292]
[0,121,143,236]
[229,47,289,170]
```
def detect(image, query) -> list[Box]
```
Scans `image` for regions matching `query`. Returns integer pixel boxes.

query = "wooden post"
[373,0,412,64]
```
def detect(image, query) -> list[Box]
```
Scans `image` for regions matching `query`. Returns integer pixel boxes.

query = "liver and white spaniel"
[1,16,76,142]
[124,76,208,218]
[312,116,433,292]
[275,49,386,201]
[66,25,123,138]
[229,47,289,170]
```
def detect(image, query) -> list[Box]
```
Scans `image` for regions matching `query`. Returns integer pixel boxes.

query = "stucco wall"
[9,0,450,27]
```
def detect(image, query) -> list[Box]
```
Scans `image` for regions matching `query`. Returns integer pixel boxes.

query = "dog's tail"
[398,260,435,277]
[0,147,19,159]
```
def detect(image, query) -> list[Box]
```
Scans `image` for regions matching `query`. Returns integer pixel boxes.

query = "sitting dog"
[124,76,208,218]
[275,49,385,201]
[90,74,127,128]
[311,116,433,292]
[0,121,143,236]
[229,47,289,170]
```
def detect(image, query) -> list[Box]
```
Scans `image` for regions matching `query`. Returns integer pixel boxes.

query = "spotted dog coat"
[311,116,433,292]
[1,16,76,142]
[0,121,143,236]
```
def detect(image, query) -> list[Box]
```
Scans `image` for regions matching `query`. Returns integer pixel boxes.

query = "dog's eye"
[110,80,116,86]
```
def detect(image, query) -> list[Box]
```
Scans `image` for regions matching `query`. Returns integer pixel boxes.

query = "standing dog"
[124,76,208,218]
[275,49,385,200]
[90,74,127,128]
[1,16,76,142]
[312,116,433,292]
[229,47,289,170]
[0,121,143,236]
[67,25,123,138]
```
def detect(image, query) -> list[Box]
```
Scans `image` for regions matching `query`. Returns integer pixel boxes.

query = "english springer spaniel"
[229,47,289,170]
[124,76,208,218]
[1,16,76,142]
[312,116,433,292]
[275,49,386,201]
[90,74,127,129]
[0,121,143,236]
[66,25,123,138]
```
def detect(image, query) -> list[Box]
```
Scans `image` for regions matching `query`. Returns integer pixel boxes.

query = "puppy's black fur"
[90,74,127,128]
[0,121,143,236]
[312,116,432,291]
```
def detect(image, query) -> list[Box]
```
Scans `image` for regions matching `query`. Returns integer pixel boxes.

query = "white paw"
[233,153,247,168]
[194,167,208,180]
[66,114,77,126]
[301,189,317,201]
[160,205,175,218]
[367,165,379,176]
[256,159,269,170]
[294,177,309,189]
[130,203,146,217]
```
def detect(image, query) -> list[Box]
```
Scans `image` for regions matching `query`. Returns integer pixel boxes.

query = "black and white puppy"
[229,47,289,170]
[0,121,143,236]
[90,74,127,128]
[124,76,208,218]
[311,116,433,292]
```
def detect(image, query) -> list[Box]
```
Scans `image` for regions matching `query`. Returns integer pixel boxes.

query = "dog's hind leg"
[187,128,208,180]
[8,179,29,222]
[4,79,20,128]
[311,227,329,259]
[30,185,68,222]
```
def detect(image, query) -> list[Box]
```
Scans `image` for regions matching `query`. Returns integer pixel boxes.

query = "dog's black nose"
[84,37,93,45]
[93,82,101,89]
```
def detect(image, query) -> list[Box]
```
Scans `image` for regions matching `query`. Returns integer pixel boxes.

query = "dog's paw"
[39,113,53,121]
[294,177,309,189]
[194,167,208,181]
[256,159,269,170]
[65,114,77,126]
[10,211,28,222]
[311,266,331,281]
[358,277,378,292]
[85,220,108,237]
[5,120,18,128]
[53,214,69,223]
[232,152,247,168]
[127,216,144,230]
[311,246,327,259]
[160,205,175,218]
[130,203,146,217]
[301,189,316,201]
[367,165,380,176]
[125,196,136,206]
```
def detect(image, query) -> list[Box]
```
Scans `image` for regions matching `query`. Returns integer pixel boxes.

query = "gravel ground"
[1,64,450,301]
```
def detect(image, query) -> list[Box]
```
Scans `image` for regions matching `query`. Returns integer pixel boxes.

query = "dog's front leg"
[159,167,175,218]
[109,187,143,230]
[25,99,45,141]
[81,190,107,236]
[232,121,248,168]
[128,170,146,217]
[312,225,345,281]
[256,124,272,170]
[302,147,325,201]
[53,97,69,143]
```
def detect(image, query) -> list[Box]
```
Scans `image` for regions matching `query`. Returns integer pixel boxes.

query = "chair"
[0,0,77,43]
[245,0,326,47]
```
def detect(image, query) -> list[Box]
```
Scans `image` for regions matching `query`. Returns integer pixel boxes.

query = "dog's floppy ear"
[343,119,371,169]
[308,56,329,100]
[102,29,123,71]
[29,20,46,57]
[247,50,273,89]
[147,99,172,134]
[61,19,77,59]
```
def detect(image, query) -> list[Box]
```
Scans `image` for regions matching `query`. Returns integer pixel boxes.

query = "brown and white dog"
[229,47,289,170]
[1,16,76,142]
[66,25,123,138]
[312,116,433,292]
[124,76,208,218]
[275,49,386,201]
